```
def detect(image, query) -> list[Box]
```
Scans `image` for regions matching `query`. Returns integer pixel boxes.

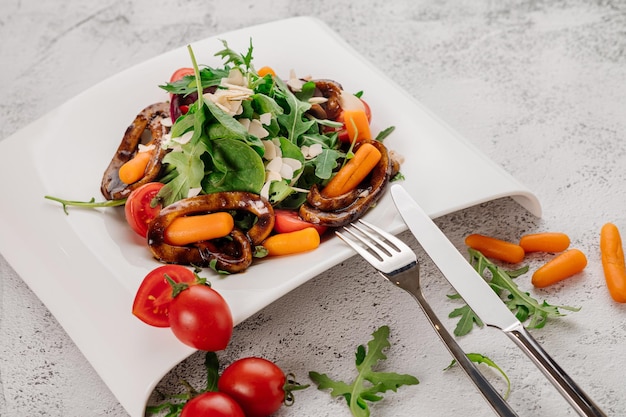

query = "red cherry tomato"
[124,182,164,238]
[273,209,327,235]
[168,284,233,351]
[132,265,197,328]
[334,98,372,142]
[217,357,286,417]
[180,392,245,417]
[170,67,195,83]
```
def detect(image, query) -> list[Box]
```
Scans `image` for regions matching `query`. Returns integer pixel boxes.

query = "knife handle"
[505,324,607,417]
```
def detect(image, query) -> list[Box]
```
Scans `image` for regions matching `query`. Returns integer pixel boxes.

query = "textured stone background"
[2,0,626,416]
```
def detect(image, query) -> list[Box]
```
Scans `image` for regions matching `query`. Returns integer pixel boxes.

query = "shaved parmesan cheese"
[282,157,302,171]
[248,119,269,139]
[266,157,283,173]
[259,112,272,125]
[138,143,156,153]
[263,140,278,160]
[339,90,365,111]
[187,187,202,198]
[308,96,328,105]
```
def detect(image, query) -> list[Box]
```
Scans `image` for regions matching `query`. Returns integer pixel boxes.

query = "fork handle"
[504,324,607,417]
[391,272,519,417]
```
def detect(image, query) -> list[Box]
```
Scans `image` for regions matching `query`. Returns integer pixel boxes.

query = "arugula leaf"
[445,352,511,399]
[309,325,419,417]
[214,38,254,70]
[159,67,229,96]
[448,303,484,337]
[311,148,342,180]
[449,248,581,336]
[274,77,315,143]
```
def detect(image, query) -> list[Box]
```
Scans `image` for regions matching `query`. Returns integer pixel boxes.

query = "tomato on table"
[180,392,245,417]
[217,357,287,417]
[124,182,164,238]
[132,265,197,327]
[273,209,327,236]
[168,283,233,351]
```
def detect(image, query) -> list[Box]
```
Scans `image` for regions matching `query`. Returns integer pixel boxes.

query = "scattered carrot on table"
[321,142,381,198]
[599,222,626,303]
[519,232,570,253]
[531,249,587,288]
[464,233,525,264]
[263,227,321,256]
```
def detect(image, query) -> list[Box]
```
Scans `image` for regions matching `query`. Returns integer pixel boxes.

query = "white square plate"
[0,16,540,417]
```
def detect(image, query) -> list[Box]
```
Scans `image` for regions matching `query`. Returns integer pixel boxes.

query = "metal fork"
[337,219,519,417]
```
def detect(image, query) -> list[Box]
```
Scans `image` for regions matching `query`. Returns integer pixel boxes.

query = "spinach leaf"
[202,138,265,193]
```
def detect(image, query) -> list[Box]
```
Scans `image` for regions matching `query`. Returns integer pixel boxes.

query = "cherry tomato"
[334,98,372,142]
[169,284,233,351]
[180,392,245,417]
[273,209,327,236]
[132,265,197,328]
[170,67,195,83]
[217,357,286,417]
[124,182,164,238]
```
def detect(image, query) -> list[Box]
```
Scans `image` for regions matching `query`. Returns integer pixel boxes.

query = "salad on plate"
[50,40,402,275]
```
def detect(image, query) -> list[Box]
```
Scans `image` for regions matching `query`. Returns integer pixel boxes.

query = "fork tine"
[353,220,406,254]
[356,219,410,252]
[335,229,384,267]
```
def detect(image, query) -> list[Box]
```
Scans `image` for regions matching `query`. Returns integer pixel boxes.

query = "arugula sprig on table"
[309,325,419,417]
[449,248,580,336]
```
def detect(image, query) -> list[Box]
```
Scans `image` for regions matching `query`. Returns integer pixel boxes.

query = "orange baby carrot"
[531,249,587,288]
[257,66,276,77]
[343,108,372,143]
[465,234,525,264]
[519,232,570,253]
[119,150,152,184]
[321,142,381,198]
[600,222,626,303]
[164,212,234,246]
[263,227,321,256]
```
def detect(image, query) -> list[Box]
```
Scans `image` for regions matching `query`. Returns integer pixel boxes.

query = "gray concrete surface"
[2,1,626,416]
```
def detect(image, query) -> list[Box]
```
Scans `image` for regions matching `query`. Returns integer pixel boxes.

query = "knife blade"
[390,183,518,331]
[390,183,607,417]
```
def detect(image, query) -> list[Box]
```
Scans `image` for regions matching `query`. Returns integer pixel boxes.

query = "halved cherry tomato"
[180,392,245,417]
[217,357,287,417]
[124,182,164,237]
[168,283,233,351]
[170,67,195,83]
[273,209,327,236]
[334,98,372,142]
[132,265,197,328]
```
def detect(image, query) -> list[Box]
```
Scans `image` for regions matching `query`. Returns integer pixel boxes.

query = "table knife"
[390,183,607,417]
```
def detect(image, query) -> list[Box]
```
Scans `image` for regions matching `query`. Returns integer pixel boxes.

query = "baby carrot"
[343,108,372,143]
[519,232,570,253]
[119,151,151,184]
[531,249,587,288]
[465,234,525,264]
[263,227,321,256]
[600,222,626,303]
[257,66,276,77]
[321,142,381,198]
[164,212,234,246]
